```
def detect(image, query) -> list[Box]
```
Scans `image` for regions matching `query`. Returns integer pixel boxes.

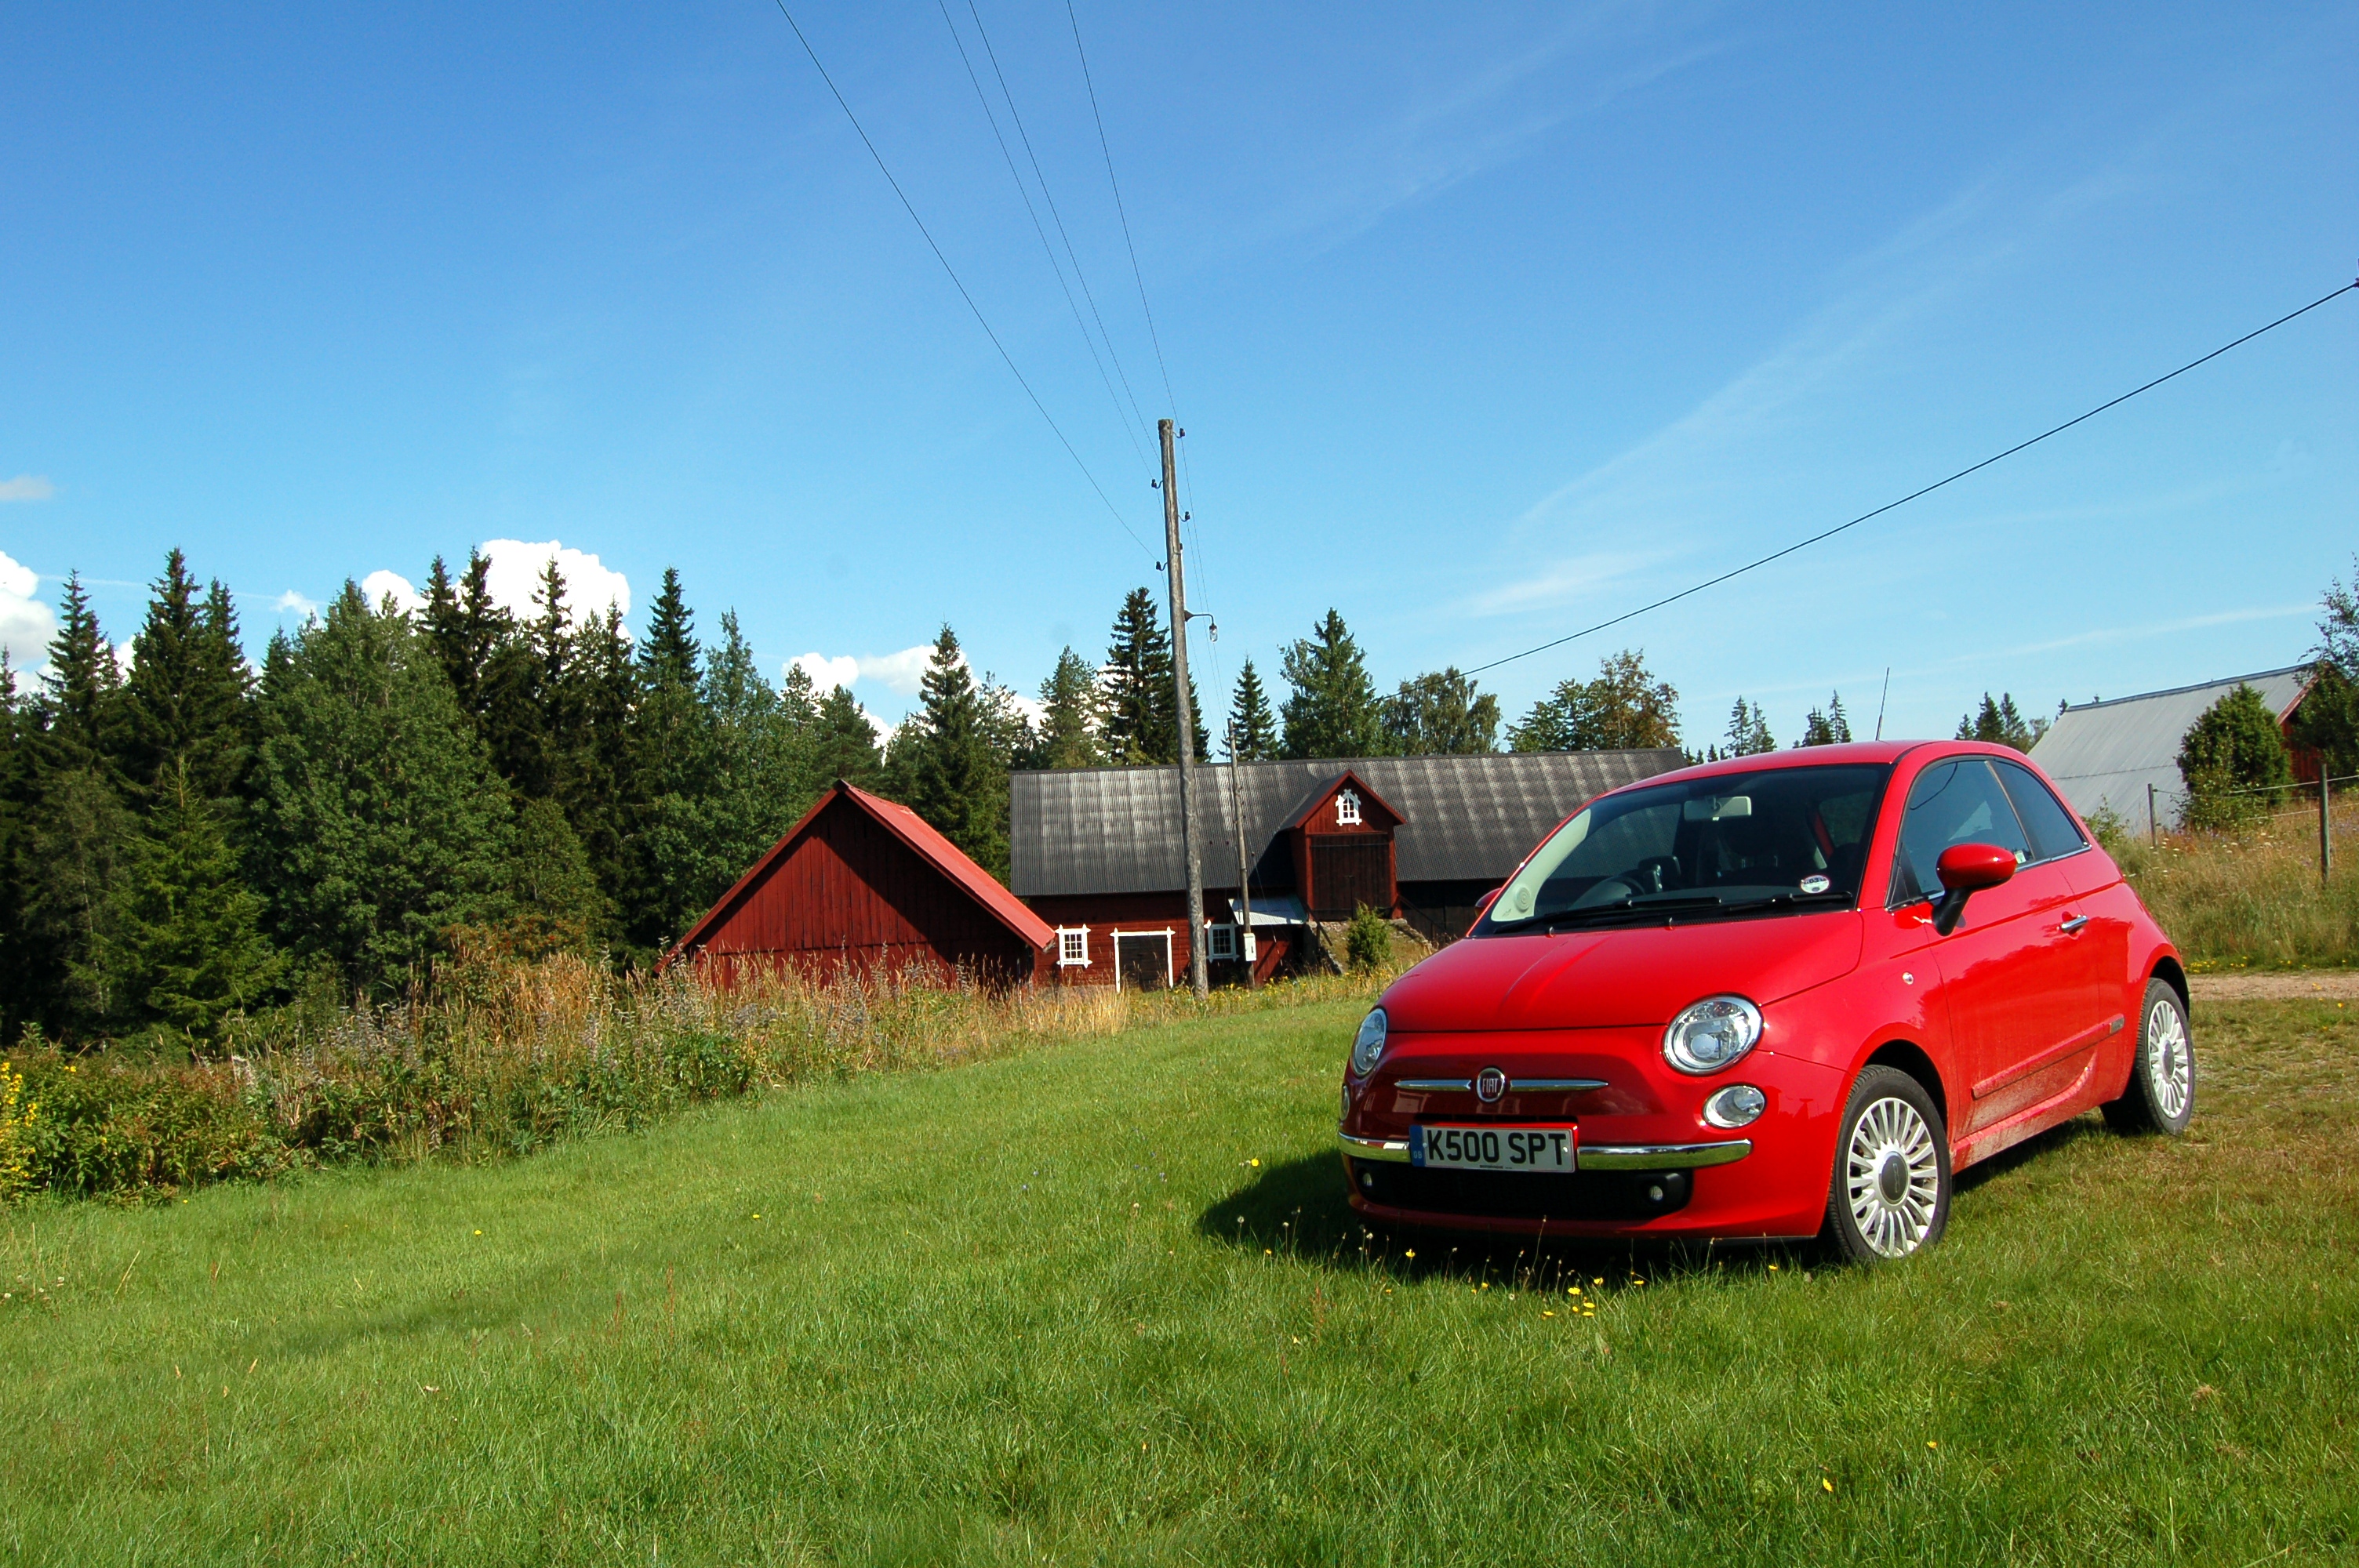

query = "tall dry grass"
[2105,797,2359,969]
[3,954,1390,1203]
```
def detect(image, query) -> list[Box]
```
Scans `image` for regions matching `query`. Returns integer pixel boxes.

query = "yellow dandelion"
[1542,1310,1556,1318]
[752,1213,761,1219]
[1405,1250,1416,1260]
[1249,1158,1261,1167]
[473,1230,482,1236]
[1926,1440,1939,1450]
[1768,1264,1779,1272]
[1821,1478,1834,1493]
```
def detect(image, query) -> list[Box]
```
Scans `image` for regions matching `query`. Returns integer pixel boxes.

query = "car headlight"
[1662,995,1763,1075]
[1350,1008,1389,1077]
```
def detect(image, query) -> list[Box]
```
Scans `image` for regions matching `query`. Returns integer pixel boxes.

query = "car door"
[1891,757,2103,1138]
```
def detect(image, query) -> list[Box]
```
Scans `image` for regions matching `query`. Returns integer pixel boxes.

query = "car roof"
[1598,739,2045,798]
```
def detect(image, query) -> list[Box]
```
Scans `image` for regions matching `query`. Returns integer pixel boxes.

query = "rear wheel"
[1823,1065,1951,1264]
[2103,978,2195,1135]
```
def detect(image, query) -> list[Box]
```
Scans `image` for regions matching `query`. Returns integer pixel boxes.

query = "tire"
[2102,978,2195,1136]
[1823,1065,1951,1265]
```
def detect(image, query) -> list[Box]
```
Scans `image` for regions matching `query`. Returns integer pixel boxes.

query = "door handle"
[2059,915,2090,935]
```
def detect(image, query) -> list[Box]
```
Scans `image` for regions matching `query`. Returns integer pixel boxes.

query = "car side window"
[1994,760,2087,863]
[1890,758,2033,906]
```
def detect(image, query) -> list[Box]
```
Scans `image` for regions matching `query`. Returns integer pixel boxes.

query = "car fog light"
[1350,1008,1389,1077]
[1703,1083,1768,1128]
[1663,995,1764,1074]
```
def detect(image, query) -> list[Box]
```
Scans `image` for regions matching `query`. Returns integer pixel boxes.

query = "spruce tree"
[1035,647,1105,768]
[2179,684,2292,830]
[896,625,1009,877]
[249,583,514,993]
[1227,659,1277,761]
[1278,609,1383,760]
[809,684,884,790]
[107,760,282,1042]
[1723,698,1776,756]
[1800,692,1852,746]
[1103,588,1176,764]
[114,551,253,805]
[1956,693,2036,752]
[1380,669,1500,755]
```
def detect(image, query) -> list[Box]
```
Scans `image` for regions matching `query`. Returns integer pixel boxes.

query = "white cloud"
[478,539,630,626]
[0,475,55,503]
[0,550,55,666]
[1463,550,1663,616]
[361,569,421,615]
[790,652,862,692]
[855,644,938,696]
[273,589,318,617]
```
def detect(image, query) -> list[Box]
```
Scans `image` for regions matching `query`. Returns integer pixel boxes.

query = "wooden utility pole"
[1227,722,1259,991]
[2321,772,2333,881]
[1161,418,1208,997]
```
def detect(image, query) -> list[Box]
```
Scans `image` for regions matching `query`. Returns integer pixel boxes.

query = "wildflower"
[1821,1478,1834,1494]
[752,1214,761,1220]
[1542,1310,1556,1319]
[1768,1264,1779,1272]
[1249,1158,1261,1168]
[1926,1440,1939,1450]
[473,1230,482,1236]
[1405,1250,1416,1260]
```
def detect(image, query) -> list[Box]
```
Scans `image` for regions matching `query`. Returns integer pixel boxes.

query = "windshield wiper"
[1710,890,1856,915]
[1543,892,1725,931]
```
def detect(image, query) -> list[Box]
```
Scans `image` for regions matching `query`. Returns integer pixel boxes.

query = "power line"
[765,0,1152,557]
[962,0,1159,458]
[1466,280,2359,681]
[1066,0,1180,426]
[934,0,1150,477]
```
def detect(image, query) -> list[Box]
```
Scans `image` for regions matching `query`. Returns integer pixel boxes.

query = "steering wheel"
[1633,855,1681,894]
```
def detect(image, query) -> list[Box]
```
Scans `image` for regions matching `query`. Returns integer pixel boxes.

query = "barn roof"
[1009,750,1685,898]
[671,781,1053,960]
[2026,664,2314,828]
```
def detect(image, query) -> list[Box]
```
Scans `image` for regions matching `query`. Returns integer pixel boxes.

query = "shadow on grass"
[1953,1112,2113,1196]
[1194,1152,1820,1288]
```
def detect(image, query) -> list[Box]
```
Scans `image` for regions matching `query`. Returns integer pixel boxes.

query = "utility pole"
[2321,771,2334,881]
[1161,418,1208,997]
[1228,722,1259,991]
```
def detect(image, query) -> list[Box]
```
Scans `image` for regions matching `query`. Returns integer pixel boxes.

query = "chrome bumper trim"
[1394,1078,1472,1092]
[1578,1139,1752,1171]
[1337,1131,1412,1163]
[1390,1076,1608,1094]
[1339,1132,1750,1170]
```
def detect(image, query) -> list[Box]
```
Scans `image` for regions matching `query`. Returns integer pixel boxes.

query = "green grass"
[5,996,2356,1566]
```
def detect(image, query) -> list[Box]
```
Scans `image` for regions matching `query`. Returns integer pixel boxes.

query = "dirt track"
[2190,971,2359,1001]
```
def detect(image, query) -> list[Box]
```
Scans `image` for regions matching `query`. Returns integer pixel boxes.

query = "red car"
[1338,741,2192,1262]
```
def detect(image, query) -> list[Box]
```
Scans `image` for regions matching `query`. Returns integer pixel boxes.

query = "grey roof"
[1009,750,1685,898]
[2027,665,2313,829]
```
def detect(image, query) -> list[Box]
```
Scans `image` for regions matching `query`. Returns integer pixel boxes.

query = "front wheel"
[1823,1065,1951,1264]
[2102,978,2195,1135]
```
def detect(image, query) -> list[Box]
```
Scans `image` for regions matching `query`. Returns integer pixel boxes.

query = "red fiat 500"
[1337,741,2192,1261]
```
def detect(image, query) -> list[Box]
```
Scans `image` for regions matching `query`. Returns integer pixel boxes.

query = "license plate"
[1412,1124,1576,1173]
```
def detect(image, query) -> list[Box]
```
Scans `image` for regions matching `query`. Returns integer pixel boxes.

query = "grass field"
[5,993,2356,1566]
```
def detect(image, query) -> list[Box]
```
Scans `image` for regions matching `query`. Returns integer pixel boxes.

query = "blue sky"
[3,1,2353,746]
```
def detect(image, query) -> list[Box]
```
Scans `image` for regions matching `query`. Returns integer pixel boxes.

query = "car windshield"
[1481,764,1892,931]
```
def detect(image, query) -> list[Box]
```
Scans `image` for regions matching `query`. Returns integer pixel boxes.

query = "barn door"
[1310,837,1391,919]
[1114,931,1172,991]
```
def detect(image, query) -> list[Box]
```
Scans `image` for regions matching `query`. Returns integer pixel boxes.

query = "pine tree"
[1227,659,1277,761]
[895,625,1009,877]
[1723,698,1776,756]
[1510,649,1680,753]
[107,760,282,1042]
[1102,588,1205,764]
[249,583,514,993]
[1800,691,1852,746]
[1278,609,1383,760]
[1035,648,1105,768]
[1380,669,1500,756]
[12,575,133,1036]
[114,551,253,805]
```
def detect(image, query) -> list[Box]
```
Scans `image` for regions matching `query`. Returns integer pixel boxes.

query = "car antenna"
[1874,666,1892,741]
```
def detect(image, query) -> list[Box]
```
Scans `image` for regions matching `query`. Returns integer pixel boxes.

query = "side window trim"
[1992,757,2091,867]
[1886,755,2042,910]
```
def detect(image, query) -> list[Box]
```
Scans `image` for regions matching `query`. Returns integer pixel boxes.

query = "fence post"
[2148,782,2160,849]
[2323,772,2334,881]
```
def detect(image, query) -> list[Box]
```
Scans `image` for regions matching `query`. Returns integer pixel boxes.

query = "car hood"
[1381,911,1865,1031]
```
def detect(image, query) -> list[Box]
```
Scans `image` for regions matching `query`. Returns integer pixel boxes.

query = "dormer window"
[1336,788,1362,826]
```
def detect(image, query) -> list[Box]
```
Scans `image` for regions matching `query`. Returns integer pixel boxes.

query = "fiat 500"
[1337,741,2191,1261]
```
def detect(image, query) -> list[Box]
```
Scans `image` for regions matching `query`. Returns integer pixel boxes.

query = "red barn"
[667,781,1052,989]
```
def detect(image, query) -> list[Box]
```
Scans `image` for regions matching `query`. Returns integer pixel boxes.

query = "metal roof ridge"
[2055,663,2314,715]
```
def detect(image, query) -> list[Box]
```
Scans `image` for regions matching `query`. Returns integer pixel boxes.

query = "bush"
[0,1062,35,1203]
[1345,905,1394,972]
[2180,684,2293,831]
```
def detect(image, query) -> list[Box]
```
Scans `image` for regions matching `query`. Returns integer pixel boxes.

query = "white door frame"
[1109,927,1175,992]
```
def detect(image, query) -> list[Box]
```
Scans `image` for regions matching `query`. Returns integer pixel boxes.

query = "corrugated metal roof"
[1009,750,1685,898]
[2026,665,2313,829]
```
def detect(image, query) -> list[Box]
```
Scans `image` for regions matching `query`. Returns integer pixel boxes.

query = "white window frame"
[1335,788,1362,826]
[1205,921,1238,960]
[1056,926,1091,967]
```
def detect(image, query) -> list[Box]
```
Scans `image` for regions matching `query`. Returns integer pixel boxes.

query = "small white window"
[1336,788,1362,826]
[1056,927,1090,966]
[1206,922,1238,960]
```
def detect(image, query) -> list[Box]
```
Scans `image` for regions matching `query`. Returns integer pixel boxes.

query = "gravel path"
[2191,971,2359,1001]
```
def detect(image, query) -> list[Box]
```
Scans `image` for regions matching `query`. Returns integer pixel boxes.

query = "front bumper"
[1338,1131,1754,1171]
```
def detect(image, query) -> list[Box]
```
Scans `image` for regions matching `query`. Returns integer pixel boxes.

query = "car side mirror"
[1474,886,1502,916]
[1931,843,2017,935]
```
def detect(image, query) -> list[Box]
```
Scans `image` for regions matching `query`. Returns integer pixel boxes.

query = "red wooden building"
[667,781,1053,988]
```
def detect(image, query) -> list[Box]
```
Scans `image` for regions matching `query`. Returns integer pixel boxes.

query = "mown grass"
[4,995,2354,1565]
